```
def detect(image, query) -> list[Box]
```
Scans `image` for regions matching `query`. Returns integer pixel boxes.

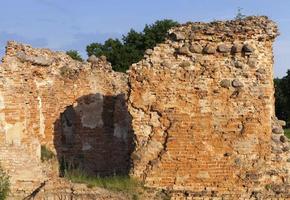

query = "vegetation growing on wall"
[0,165,9,200]
[41,145,55,162]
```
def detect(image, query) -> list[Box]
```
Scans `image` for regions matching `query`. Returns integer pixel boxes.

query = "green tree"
[142,19,179,49]
[66,50,83,62]
[86,19,179,72]
[275,70,290,127]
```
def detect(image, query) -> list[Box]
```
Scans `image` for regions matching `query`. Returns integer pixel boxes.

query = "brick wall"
[128,16,289,198]
[0,16,289,199]
[0,42,133,194]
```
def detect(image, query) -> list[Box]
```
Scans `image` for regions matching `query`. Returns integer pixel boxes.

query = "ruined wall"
[128,16,289,198]
[0,16,289,199]
[0,42,133,194]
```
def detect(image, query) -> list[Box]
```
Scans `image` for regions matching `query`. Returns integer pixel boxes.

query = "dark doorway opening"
[53,93,135,177]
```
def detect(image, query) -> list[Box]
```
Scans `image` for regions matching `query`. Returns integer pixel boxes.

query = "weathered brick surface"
[128,16,290,198]
[0,41,133,195]
[0,16,289,199]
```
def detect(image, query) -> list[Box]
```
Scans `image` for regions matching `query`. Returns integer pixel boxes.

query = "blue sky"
[0,0,289,77]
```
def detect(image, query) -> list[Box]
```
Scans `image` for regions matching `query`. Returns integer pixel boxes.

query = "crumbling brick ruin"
[0,41,133,197]
[128,16,290,199]
[0,16,289,199]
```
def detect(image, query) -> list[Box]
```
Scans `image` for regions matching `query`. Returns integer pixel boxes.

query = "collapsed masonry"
[0,16,289,199]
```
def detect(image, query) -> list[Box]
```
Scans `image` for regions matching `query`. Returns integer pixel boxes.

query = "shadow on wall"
[53,93,135,177]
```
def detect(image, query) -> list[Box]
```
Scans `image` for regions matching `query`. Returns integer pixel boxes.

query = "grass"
[285,129,290,139]
[41,145,55,162]
[65,169,142,199]
[0,165,10,200]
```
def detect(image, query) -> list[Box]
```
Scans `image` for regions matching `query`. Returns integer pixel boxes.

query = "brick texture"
[0,41,133,196]
[128,16,290,198]
[0,16,289,199]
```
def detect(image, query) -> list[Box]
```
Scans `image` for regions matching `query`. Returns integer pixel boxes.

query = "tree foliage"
[275,70,290,127]
[66,50,83,62]
[86,19,179,72]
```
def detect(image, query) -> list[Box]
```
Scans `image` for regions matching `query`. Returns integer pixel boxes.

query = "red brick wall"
[0,17,289,199]
[0,41,133,186]
[128,16,279,198]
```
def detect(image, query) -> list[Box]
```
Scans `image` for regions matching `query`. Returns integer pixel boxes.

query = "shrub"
[41,145,55,162]
[0,165,10,200]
